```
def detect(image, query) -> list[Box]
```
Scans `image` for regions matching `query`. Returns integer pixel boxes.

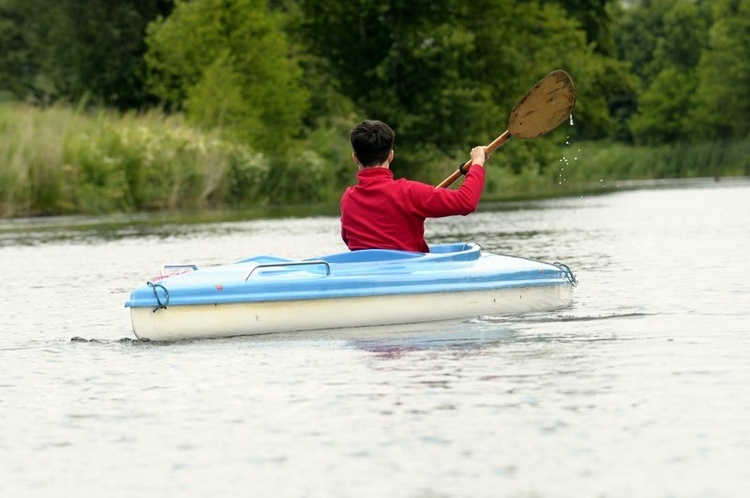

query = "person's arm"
[405,146,488,217]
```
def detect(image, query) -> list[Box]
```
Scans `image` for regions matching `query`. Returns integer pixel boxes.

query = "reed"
[1,104,71,215]
[497,139,750,200]
[1,103,747,217]
[0,103,271,217]
[561,140,750,184]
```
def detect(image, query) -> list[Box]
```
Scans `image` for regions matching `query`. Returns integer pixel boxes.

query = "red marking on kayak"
[150,269,192,282]
[215,284,224,291]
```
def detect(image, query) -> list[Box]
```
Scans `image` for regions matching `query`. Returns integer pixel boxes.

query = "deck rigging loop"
[147,281,170,311]
[553,262,578,287]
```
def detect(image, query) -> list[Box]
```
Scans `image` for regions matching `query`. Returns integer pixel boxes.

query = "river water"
[1,178,749,498]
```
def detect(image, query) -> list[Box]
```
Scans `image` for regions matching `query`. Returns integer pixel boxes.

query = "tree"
[0,1,30,100]
[297,0,488,166]
[629,67,696,144]
[627,0,709,144]
[691,0,750,139]
[612,0,675,85]
[296,0,624,172]
[549,0,617,54]
[0,0,173,108]
[145,0,309,152]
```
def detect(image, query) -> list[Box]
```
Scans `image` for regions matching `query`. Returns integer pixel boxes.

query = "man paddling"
[340,120,487,252]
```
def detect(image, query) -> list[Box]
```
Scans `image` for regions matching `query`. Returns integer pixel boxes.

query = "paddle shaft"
[436,130,511,189]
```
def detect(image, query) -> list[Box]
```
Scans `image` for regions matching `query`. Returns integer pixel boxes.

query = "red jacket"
[340,165,486,252]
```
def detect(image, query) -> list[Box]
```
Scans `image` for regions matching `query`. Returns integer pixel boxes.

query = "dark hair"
[350,120,395,167]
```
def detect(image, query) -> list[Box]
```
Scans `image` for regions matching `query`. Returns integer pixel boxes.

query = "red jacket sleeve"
[404,165,486,218]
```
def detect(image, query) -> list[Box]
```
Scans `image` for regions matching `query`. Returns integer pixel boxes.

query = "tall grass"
[1,103,747,217]
[1,104,69,215]
[0,103,270,217]
[556,140,750,186]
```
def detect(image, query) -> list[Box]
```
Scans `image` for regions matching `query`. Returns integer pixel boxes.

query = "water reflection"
[346,321,516,358]
[65,318,517,358]
[0,211,322,247]
[0,214,215,246]
[0,194,584,248]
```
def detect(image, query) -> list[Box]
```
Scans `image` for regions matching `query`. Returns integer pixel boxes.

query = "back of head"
[350,120,395,167]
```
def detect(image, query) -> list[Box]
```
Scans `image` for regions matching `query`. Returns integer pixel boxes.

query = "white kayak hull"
[130,285,573,341]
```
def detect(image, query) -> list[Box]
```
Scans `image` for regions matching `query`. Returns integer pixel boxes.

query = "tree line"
[0,0,748,215]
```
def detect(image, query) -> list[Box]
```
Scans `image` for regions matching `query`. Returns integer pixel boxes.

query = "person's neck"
[359,162,389,171]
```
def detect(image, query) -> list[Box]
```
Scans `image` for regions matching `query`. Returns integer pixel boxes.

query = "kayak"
[124,242,577,341]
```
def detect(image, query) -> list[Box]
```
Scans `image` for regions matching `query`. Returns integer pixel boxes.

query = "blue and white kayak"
[124,242,577,341]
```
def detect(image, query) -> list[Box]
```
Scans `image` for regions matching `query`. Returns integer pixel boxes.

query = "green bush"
[1,102,747,218]
[0,103,271,216]
[0,103,73,215]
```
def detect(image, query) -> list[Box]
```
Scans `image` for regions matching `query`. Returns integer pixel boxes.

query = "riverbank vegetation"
[1,0,748,218]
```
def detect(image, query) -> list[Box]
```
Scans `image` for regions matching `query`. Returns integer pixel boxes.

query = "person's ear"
[352,152,363,169]
[388,149,394,163]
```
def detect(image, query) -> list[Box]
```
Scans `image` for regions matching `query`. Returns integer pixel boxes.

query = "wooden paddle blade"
[508,70,576,139]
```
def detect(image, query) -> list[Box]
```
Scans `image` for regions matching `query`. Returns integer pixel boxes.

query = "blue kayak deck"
[125,243,575,308]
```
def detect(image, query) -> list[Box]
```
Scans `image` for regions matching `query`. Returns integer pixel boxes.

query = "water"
[1,178,749,498]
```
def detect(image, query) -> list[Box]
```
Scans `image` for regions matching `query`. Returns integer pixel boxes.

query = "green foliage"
[1,103,747,218]
[613,0,680,84]
[631,0,708,145]
[654,0,709,69]
[0,0,172,108]
[298,0,482,172]
[565,139,750,182]
[0,103,282,216]
[690,0,750,139]
[629,67,697,144]
[612,0,749,144]
[565,51,638,141]
[145,0,309,152]
[63,111,276,211]
[1,0,748,218]
[0,103,72,215]
[552,0,618,54]
[295,0,623,175]
[0,1,30,100]
[296,115,358,196]
[186,51,253,134]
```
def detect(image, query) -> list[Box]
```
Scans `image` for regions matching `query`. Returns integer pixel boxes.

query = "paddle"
[437,69,576,189]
